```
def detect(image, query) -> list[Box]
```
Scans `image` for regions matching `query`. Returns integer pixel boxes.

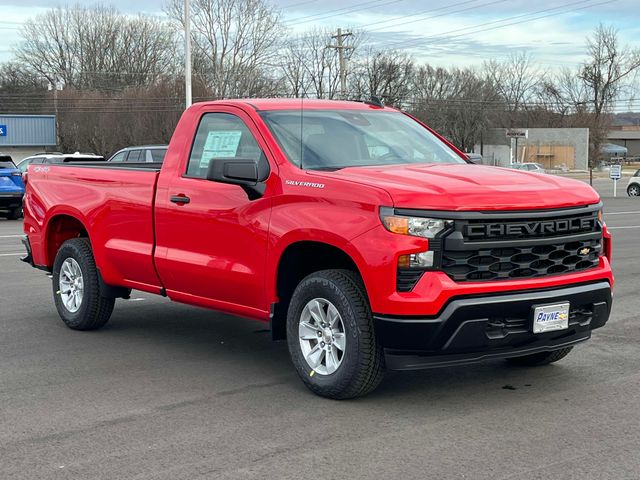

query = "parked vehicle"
[512,162,546,173]
[108,145,168,163]
[17,153,105,173]
[627,169,640,196]
[22,99,613,399]
[0,155,25,219]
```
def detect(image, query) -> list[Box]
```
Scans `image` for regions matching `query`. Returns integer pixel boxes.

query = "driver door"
[154,108,274,318]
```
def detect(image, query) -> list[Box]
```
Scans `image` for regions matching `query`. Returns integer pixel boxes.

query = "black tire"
[7,207,22,220]
[286,269,385,399]
[52,238,115,330]
[506,346,574,366]
[628,184,640,197]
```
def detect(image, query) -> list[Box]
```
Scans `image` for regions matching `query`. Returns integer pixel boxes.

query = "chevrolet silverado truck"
[22,99,613,399]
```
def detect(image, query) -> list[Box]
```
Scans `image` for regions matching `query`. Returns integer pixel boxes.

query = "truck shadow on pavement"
[94,295,587,405]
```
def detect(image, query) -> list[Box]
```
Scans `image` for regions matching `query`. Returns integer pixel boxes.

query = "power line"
[378,0,617,51]
[367,0,506,33]
[284,0,406,25]
[279,0,322,9]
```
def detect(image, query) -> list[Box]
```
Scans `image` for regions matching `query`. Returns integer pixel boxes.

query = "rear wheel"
[52,238,115,330]
[286,269,384,399]
[506,347,574,366]
[628,184,640,197]
[7,207,21,220]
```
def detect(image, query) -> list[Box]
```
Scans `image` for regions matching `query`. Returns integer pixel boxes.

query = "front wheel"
[506,346,574,366]
[286,269,385,399]
[52,238,115,330]
[628,184,640,197]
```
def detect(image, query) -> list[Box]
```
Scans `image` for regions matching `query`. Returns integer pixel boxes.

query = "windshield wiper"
[306,166,345,171]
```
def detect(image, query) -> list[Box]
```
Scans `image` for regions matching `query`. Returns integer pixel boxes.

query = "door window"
[126,150,142,162]
[186,113,263,178]
[110,151,126,162]
[150,148,167,163]
[18,158,41,172]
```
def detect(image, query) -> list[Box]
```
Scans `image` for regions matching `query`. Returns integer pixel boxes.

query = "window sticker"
[200,130,242,169]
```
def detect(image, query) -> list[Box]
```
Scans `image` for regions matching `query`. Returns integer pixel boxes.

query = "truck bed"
[26,162,163,293]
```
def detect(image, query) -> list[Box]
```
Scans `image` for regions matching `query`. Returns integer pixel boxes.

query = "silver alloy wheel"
[59,258,84,313]
[629,184,640,196]
[298,298,346,375]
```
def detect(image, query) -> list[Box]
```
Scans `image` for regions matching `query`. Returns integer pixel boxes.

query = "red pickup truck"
[22,99,613,399]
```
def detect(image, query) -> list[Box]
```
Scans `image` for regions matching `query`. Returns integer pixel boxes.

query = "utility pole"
[48,76,63,148]
[327,28,353,98]
[184,0,192,109]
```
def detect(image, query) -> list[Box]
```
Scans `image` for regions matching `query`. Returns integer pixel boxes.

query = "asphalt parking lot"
[1,195,639,479]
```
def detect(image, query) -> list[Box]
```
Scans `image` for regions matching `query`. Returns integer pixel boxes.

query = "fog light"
[398,251,434,268]
[412,251,434,267]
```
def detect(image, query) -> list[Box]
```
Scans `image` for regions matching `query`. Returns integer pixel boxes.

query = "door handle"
[170,195,190,204]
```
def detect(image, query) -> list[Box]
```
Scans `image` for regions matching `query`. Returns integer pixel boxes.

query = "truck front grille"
[442,238,601,282]
[438,206,603,283]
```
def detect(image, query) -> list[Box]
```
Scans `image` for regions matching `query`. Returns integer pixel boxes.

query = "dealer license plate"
[532,302,570,334]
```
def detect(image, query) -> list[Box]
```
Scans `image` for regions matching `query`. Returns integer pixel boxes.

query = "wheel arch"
[44,214,90,268]
[270,240,366,340]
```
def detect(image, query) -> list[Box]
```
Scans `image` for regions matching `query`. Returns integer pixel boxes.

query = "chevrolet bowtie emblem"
[579,247,591,256]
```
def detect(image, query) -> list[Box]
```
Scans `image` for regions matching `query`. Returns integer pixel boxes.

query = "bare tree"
[410,66,502,151]
[351,49,414,107]
[576,24,640,172]
[15,5,177,90]
[280,39,308,98]
[484,52,544,126]
[280,29,360,99]
[0,62,50,115]
[166,0,283,99]
[581,25,640,115]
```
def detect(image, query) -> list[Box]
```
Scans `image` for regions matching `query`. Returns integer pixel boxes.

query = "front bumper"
[374,281,611,370]
[348,223,614,317]
[0,192,23,209]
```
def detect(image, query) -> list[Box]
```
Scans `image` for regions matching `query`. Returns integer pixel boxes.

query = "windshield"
[260,110,466,170]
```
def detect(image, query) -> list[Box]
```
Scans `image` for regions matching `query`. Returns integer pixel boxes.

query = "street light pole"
[185,0,192,109]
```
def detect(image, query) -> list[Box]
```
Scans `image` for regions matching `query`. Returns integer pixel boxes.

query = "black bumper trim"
[374,281,611,367]
[385,332,590,370]
[21,236,50,272]
[21,236,33,266]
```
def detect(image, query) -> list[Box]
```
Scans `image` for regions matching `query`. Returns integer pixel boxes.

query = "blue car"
[0,155,25,220]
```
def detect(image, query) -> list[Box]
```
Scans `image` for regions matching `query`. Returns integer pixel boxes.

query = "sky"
[0,0,639,70]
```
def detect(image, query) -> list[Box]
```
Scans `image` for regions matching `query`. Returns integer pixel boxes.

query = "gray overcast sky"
[0,0,639,69]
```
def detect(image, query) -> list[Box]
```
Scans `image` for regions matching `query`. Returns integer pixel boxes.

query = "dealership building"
[0,114,57,162]
[607,126,640,157]
[476,128,590,171]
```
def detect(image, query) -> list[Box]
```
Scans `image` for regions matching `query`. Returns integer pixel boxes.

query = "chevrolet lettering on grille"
[464,217,597,239]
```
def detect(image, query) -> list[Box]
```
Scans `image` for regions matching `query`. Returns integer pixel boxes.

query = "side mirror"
[206,155,270,200]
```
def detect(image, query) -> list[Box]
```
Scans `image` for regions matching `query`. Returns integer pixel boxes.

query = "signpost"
[610,164,622,197]
[506,129,528,164]
[0,125,6,137]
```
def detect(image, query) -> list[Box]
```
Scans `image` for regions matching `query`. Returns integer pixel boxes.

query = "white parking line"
[0,235,23,238]
[607,226,640,230]
[0,252,23,257]
[606,211,640,216]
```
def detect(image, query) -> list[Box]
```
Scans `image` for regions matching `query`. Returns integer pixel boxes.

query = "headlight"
[380,207,452,239]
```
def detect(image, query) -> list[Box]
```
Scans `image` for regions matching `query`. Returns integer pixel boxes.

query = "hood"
[311,164,599,211]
